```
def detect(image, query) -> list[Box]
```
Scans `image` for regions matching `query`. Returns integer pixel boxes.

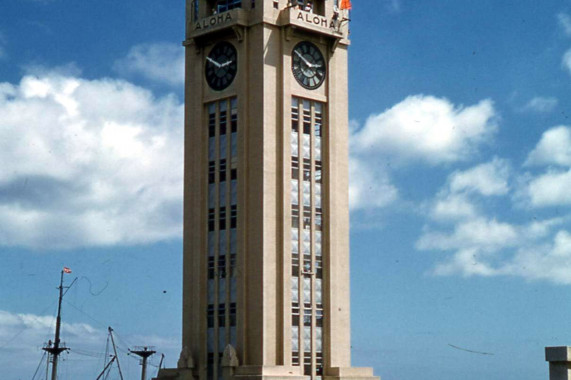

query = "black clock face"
[205,42,238,91]
[292,41,326,90]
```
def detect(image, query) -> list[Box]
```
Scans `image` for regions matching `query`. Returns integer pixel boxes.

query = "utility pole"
[129,346,156,380]
[43,269,74,380]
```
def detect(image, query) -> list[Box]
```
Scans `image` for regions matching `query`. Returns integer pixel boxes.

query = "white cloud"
[0,72,183,249]
[563,48,571,76]
[114,42,184,87]
[525,126,571,167]
[0,309,178,380]
[418,212,570,282]
[349,157,398,210]
[430,193,477,221]
[427,158,509,221]
[448,158,510,196]
[524,169,571,207]
[558,13,571,36]
[503,230,571,284]
[351,95,497,165]
[432,248,498,277]
[385,0,401,13]
[417,218,519,253]
[521,96,558,113]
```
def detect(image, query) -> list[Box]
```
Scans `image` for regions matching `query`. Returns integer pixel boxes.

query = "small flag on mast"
[340,0,352,10]
[63,267,72,274]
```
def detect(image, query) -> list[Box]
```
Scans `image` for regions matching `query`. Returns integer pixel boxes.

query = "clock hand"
[220,60,233,68]
[294,50,313,68]
[206,56,222,68]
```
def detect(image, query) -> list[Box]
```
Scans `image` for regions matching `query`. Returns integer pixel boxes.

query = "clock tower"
[156,1,379,380]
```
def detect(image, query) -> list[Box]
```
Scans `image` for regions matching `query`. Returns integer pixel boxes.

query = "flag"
[340,0,352,10]
[63,267,72,274]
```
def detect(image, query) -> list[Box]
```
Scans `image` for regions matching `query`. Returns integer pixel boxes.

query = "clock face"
[205,41,238,91]
[292,41,326,90]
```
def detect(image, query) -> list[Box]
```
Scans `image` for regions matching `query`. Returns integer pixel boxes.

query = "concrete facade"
[156,2,378,380]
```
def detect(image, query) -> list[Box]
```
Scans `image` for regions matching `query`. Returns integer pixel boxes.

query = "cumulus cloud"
[427,158,509,221]
[521,96,558,113]
[525,126,571,167]
[0,309,178,379]
[0,72,183,249]
[417,218,519,254]
[516,126,571,208]
[113,42,184,87]
[430,193,477,221]
[418,217,568,280]
[351,95,497,165]
[503,230,571,284]
[448,158,510,196]
[558,13,571,37]
[523,169,571,207]
[417,155,571,282]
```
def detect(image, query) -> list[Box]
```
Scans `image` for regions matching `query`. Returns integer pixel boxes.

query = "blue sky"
[2,0,571,379]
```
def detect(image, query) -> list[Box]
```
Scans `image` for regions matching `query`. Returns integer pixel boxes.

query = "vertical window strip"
[290,97,326,377]
[206,98,238,380]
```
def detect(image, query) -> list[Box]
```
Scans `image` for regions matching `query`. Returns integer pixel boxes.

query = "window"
[208,208,215,231]
[209,161,216,184]
[303,180,311,207]
[292,208,299,228]
[219,230,227,256]
[230,228,237,254]
[214,0,242,14]
[218,303,226,327]
[208,257,216,279]
[292,325,299,352]
[291,228,299,254]
[193,0,200,21]
[291,130,299,157]
[209,231,216,256]
[219,207,226,230]
[303,277,311,305]
[230,205,237,228]
[219,159,227,182]
[291,179,299,206]
[291,276,299,303]
[208,305,215,328]
[292,157,299,178]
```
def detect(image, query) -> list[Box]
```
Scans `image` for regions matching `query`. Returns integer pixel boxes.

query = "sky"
[2,0,571,379]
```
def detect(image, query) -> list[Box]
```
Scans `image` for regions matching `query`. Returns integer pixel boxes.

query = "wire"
[79,276,109,296]
[63,300,108,329]
[31,351,47,380]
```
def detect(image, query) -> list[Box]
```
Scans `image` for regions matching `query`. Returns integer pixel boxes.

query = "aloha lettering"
[296,11,329,28]
[195,13,233,30]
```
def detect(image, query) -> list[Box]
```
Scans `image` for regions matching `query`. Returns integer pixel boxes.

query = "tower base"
[153,366,379,380]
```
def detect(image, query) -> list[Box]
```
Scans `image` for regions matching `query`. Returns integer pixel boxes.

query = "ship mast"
[43,268,75,380]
